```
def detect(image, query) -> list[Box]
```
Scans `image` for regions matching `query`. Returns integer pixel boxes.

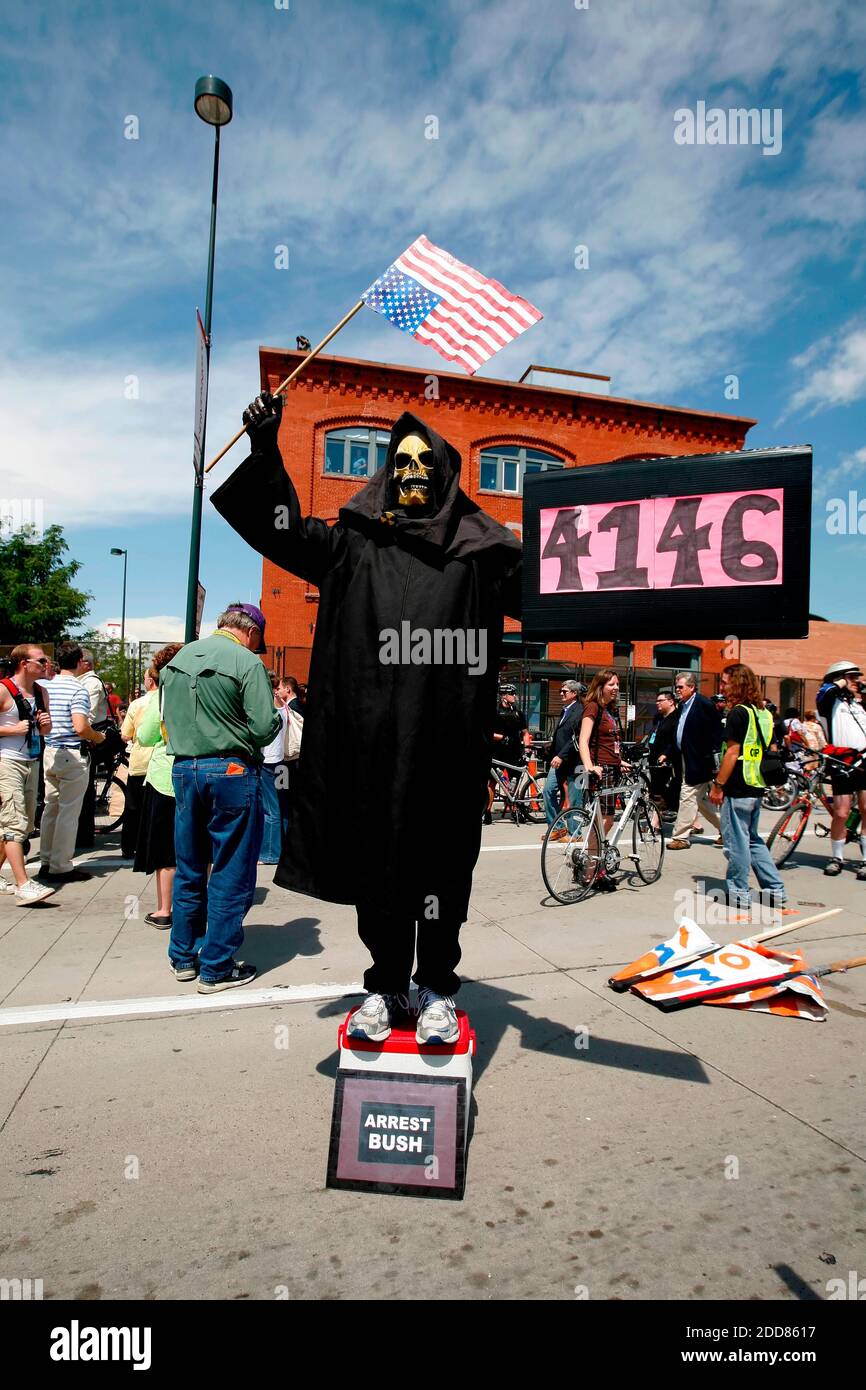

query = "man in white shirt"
[0,645,55,905]
[38,644,106,883]
[74,647,113,851]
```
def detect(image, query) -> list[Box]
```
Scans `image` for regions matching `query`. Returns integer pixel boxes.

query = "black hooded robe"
[210,411,522,940]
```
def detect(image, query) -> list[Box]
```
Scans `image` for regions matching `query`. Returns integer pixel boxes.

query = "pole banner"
[193,308,208,475]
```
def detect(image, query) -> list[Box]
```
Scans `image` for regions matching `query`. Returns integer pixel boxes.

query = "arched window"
[324,427,391,478]
[653,643,702,672]
[479,445,565,495]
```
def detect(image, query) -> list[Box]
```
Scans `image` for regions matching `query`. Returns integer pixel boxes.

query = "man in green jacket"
[160,603,282,992]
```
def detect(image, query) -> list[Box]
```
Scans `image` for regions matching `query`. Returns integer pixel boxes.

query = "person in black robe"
[211,392,522,1045]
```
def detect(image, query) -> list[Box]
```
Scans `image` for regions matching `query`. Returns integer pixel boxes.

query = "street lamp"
[110,547,128,697]
[184,75,233,643]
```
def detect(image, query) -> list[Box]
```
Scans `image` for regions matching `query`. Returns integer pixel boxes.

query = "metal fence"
[500,660,806,741]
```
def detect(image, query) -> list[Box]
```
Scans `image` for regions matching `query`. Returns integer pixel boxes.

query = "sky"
[1,0,865,640]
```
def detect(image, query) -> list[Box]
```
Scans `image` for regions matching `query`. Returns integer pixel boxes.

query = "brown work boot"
[666,838,692,850]
[549,828,569,842]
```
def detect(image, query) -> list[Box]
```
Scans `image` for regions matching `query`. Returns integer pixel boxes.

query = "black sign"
[358,1101,435,1165]
[521,446,812,640]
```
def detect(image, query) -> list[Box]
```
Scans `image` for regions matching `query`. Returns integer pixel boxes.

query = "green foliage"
[76,631,136,700]
[0,525,92,644]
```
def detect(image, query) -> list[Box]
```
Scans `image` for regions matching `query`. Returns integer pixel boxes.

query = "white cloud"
[93,610,226,645]
[784,323,866,419]
[0,340,262,528]
[1,0,865,535]
[813,444,866,500]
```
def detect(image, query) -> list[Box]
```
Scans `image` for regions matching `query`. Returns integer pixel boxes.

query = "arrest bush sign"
[522,446,811,639]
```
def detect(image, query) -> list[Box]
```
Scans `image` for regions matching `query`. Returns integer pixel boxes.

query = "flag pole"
[205,298,365,474]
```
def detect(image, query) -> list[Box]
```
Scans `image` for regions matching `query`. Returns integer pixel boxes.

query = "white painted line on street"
[479,843,541,853]
[0,981,365,1028]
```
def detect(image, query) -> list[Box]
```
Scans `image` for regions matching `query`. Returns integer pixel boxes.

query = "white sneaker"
[0,877,17,894]
[415,990,459,1046]
[347,992,408,1042]
[15,879,56,907]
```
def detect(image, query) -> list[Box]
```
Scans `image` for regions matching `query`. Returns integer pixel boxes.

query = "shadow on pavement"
[242,915,323,972]
[312,978,709,1087]
[773,1263,823,1300]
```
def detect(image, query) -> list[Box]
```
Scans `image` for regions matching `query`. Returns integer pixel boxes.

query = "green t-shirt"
[160,630,281,762]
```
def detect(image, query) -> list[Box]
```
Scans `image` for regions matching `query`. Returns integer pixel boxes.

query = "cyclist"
[492,684,531,766]
[486,684,532,824]
[816,661,866,879]
[577,669,624,891]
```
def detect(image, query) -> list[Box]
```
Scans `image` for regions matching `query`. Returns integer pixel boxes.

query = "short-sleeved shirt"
[79,671,109,724]
[44,674,91,749]
[493,705,527,763]
[721,704,760,799]
[121,694,155,778]
[582,701,621,766]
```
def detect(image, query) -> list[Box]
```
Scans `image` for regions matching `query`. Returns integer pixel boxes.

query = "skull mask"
[390,432,435,511]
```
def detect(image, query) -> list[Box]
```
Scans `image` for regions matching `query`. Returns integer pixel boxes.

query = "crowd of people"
[492,656,866,905]
[3,621,864,998]
[0,618,306,985]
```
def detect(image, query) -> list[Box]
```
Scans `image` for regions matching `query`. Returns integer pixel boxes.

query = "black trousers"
[75,752,96,850]
[121,774,146,859]
[356,906,462,998]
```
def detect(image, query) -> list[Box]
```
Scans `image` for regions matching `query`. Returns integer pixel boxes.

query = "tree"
[0,525,92,644]
[75,631,135,700]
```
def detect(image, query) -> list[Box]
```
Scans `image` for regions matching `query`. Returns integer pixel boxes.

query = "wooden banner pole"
[745,906,843,947]
[205,299,365,475]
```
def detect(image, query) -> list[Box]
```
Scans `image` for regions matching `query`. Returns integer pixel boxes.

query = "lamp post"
[184,74,233,643]
[110,546,128,697]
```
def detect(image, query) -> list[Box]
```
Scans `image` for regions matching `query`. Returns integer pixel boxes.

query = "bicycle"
[766,750,863,867]
[487,748,545,825]
[541,754,665,904]
[94,746,128,834]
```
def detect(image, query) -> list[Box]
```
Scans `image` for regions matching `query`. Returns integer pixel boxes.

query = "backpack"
[1,676,46,717]
[283,707,303,762]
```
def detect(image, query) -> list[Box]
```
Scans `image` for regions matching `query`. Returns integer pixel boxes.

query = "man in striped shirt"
[37,644,106,883]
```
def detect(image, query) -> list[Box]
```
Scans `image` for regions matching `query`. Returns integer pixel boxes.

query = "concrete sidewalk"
[1,816,864,1301]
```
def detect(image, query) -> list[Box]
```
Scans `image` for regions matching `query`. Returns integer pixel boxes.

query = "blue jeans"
[721,796,786,907]
[260,763,289,863]
[169,757,263,982]
[544,766,582,830]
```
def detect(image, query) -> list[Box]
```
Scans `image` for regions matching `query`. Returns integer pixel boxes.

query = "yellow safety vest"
[723,703,774,789]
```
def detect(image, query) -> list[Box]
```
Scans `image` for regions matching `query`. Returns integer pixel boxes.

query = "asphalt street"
[1,811,864,1302]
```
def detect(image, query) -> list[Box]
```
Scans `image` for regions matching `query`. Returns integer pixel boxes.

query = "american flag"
[361,234,542,376]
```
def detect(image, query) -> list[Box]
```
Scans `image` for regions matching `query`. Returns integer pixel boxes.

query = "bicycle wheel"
[632,799,665,883]
[94,774,126,833]
[762,780,795,812]
[766,802,809,867]
[541,808,602,904]
[512,773,546,824]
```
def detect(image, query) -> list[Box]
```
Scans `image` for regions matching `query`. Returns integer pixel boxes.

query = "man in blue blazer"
[544,680,585,838]
[667,672,723,849]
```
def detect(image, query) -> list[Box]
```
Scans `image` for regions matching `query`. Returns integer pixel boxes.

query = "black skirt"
[121,773,146,859]
[134,782,176,872]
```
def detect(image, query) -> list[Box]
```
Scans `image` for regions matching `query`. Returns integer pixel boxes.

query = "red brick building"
[253,347,763,733]
[251,348,866,732]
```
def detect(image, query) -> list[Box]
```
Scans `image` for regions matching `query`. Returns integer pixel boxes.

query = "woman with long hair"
[708,663,787,911]
[577,668,624,892]
[134,643,183,928]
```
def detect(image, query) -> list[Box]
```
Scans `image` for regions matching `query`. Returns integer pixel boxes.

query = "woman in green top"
[133,644,182,928]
